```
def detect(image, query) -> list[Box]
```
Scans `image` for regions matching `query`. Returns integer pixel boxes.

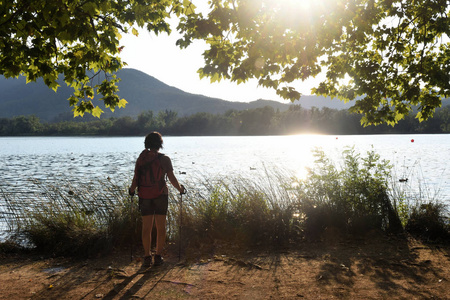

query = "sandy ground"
[0,233,449,299]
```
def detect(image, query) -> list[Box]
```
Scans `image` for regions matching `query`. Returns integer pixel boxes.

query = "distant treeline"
[1,105,450,136]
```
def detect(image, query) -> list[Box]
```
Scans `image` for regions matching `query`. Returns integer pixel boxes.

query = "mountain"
[0,68,353,121]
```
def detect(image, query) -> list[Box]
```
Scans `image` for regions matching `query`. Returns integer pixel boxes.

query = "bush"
[293,147,403,239]
[406,202,450,242]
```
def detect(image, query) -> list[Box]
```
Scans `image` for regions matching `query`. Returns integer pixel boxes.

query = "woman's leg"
[141,215,154,257]
[154,214,166,255]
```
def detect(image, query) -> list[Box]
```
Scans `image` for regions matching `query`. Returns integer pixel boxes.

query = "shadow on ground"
[0,233,449,299]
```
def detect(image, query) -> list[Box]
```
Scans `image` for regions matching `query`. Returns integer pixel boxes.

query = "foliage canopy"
[178,0,450,125]
[1,0,449,125]
[0,0,195,117]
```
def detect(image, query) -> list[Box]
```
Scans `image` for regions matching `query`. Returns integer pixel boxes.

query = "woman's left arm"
[129,161,139,196]
[167,171,184,194]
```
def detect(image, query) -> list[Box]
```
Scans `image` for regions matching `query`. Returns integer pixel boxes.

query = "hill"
[0,68,351,122]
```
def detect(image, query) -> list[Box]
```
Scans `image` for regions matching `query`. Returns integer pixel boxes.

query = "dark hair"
[144,131,163,150]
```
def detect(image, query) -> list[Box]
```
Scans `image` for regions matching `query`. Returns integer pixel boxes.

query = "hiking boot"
[142,256,152,268]
[153,254,164,266]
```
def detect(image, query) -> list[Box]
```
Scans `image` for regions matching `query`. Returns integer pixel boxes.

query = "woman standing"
[129,132,185,268]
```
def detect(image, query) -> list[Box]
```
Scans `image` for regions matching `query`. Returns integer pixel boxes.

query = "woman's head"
[144,131,163,150]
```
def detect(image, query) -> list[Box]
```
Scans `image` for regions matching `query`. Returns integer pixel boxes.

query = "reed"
[1,149,448,257]
[1,178,140,256]
[389,157,450,241]
[175,169,298,254]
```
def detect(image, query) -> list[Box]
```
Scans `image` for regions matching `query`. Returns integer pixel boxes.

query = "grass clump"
[24,209,109,256]
[178,183,268,249]
[406,202,450,242]
[172,171,298,256]
[0,239,26,254]
[3,179,140,257]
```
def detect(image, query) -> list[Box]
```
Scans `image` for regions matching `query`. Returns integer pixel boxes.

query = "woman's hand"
[180,185,186,195]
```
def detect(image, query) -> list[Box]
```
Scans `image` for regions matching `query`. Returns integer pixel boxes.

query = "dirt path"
[1,235,449,299]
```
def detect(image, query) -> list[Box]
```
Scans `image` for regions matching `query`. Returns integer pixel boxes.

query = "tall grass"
[1,148,448,257]
[389,158,450,241]
[173,169,298,254]
[1,179,141,256]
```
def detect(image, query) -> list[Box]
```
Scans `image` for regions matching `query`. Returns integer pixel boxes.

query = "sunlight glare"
[295,166,309,181]
[287,134,342,182]
[265,0,326,13]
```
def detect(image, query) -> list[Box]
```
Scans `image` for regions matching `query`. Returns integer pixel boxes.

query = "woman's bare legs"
[154,214,166,255]
[141,215,154,257]
[141,214,166,257]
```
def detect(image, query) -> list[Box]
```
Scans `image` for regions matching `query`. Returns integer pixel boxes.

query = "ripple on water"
[1,135,449,202]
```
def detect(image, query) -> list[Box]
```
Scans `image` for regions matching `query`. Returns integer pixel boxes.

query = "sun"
[262,0,330,24]
[266,0,326,10]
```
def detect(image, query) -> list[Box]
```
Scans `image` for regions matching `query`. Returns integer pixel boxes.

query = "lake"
[1,134,449,204]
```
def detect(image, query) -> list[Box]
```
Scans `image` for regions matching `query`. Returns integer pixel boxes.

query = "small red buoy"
[411,139,414,143]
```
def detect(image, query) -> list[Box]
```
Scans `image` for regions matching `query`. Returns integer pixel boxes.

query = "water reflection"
[0,135,449,202]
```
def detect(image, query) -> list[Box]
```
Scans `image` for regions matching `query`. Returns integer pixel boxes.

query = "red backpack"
[138,153,166,199]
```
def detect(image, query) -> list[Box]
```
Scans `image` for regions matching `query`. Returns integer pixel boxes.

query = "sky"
[118,2,323,104]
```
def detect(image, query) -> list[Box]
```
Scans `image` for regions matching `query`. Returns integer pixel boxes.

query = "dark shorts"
[139,194,169,216]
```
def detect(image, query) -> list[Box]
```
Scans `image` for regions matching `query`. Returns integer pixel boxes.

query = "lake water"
[1,134,449,211]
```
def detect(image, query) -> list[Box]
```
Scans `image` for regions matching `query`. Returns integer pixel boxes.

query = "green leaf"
[92,106,104,118]
[117,99,128,108]
[68,96,78,107]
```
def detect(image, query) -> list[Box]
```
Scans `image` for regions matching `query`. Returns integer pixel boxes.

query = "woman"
[129,131,185,268]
